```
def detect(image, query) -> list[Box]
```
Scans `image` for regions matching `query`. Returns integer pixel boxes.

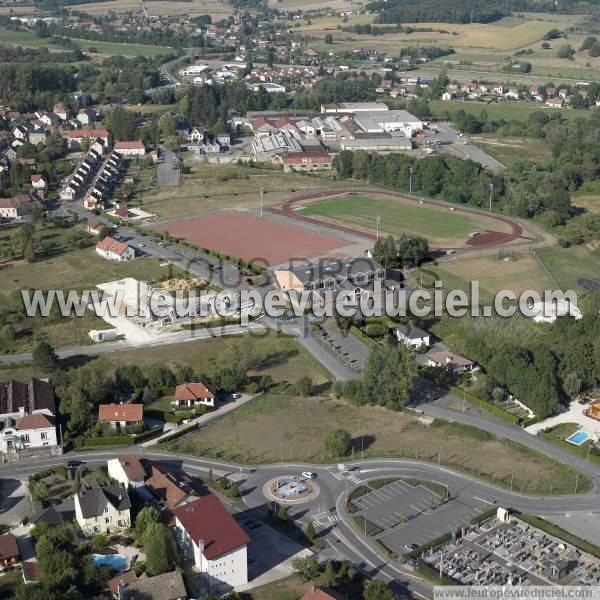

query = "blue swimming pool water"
[91,553,128,570]
[566,430,590,445]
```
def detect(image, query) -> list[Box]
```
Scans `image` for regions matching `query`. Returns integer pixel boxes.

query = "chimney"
[445,356,452,365]
[199,538,204,555]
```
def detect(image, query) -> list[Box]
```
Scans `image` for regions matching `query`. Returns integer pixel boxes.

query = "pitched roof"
[98,403,143,422]
[95,236,132,257]
[77,478,130,519]
[173,494,250,560]
[145,465,188,509]
[174,382,216,402]
[0,533,19,561]
[31,506,64,527]
[122,569,187,600]
[282,152,332,165]
[108,569,138,596]
[0,378,54,416]
[397,323,429,340]
[114,454,146,482]
[303,586,347,600]
[16,412,54,430]
[429,350,474,368]
[65,128,109,139]
[114,140,145,150]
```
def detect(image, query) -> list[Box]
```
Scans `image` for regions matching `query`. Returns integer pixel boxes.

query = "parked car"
[404,543,418,552]
[302,471,316,479]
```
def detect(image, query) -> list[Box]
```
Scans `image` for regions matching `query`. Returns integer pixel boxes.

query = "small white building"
[396,323,430,348]
[114,141,146,157]
[107,454,146,488]
[174,494,250,592]
[0,413,57,455]
[95,236,135,261]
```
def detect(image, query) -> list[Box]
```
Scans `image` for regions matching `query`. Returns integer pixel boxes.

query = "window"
[40,432,48,440]
[104,506,109,513]
[20,434,30,443]
[105,517,110,524]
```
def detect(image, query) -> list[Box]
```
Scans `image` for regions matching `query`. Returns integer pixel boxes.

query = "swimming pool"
[566,430,590,446]
[91,553,128,570]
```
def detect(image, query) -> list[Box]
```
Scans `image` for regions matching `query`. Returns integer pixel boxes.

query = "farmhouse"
[281,152,333,173]
[0,194,32,219]
[114,140,146,157]
[95,236,135,261]
[172,382,216,408]
[174,494,250,592]
[0,378,54,421]
[75,478,131,535]
[98,403,144,429]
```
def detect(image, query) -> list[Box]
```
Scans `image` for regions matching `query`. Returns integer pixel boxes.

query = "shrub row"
[449,386,519,425]
[349,326,378,348]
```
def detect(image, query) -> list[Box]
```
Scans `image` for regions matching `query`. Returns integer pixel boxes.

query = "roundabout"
[263,474,320,505]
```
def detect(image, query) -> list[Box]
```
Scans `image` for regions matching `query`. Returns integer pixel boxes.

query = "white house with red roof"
[30,174,47,190]
[64,128,110,149]
[114,141,146,157]
[0,412,57,454]
[173,494,250,592]
[172,382,216,408]
[95,236,135,261]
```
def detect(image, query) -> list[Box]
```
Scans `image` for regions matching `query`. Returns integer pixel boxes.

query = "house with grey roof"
[396,323,431,348]
[74,478,131,535]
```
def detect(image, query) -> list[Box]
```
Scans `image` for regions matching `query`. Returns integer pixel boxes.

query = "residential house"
[86,221,105,236]
[77,109,96,126]
[188,127,205,143]
[95,236,135,261]
[174,494,250,592]
[0,413,58,455]
[98,403,143,430]
[427,349,477,374]
[546,98,564,108]
[112,569,187,600]
[107,454,146,488]
[144,464,195,511]
[53,103,69,121]
[108,569,138,598]
[303,585,348,600]
[281,152,332,173]
[31,174,47,191]
[0,378,54,421]
[114,141,146,157]
[172,382,216,408]
[29,130,48,145]
[74,478,131,535]
[64,128,110,149]
[0,534,20,569]
[396,324,430,349]
[0,195,31,219]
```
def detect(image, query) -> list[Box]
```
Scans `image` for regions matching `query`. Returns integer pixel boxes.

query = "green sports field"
[299,193,512,247]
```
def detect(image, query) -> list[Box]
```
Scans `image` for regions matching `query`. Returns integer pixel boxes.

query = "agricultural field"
[536,245,600,293]
[137,163,361,220]
[164,393,588,495]
[408,252,557,302]
[0,26,169,57]
[299,193,513,248]
[68,0,233,18]
[429,99,591,121]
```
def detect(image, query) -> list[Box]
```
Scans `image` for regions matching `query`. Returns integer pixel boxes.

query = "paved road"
[2,450,599,599]
[156,148,180,188]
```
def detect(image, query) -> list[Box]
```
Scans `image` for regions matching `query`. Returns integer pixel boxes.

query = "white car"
[302,471,316,479]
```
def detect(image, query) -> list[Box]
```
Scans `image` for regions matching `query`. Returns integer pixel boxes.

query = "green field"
[430,99,591,122]
[0,26,169,57]
[300,193,512,247]
[471,137,551,166]
[164,393,589,495]
[536,246,600,292]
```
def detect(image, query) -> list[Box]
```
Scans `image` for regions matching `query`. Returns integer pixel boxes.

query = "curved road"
[2,448,599,599]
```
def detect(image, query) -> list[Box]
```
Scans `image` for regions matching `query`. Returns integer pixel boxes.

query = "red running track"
[267,188,524,251]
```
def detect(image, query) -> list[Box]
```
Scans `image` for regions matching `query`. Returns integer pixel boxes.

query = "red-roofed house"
[174,494,250,591]
[114,141,146,157]
[0,412,57,455]
[64,128,110,149]
[281,152,332,173]
[172,382,216,408]
[107,454,146,488]
[0,533,20,568]
[303,585,348,600]
[98,404,143,429]
[0,194,32,219]
[95,236,135,261]
[31,174,47,190]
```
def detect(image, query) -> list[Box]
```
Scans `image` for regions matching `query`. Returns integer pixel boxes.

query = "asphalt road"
[2,449,599,599]
[156,148,180,188]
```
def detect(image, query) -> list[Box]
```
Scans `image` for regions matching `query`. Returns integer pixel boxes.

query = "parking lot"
[350,478,488,553]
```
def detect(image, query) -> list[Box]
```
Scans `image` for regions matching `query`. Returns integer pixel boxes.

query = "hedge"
[449,386,519,425]
[350,326,377,348]
[406,531,453,559]
[516,513,600,558]
[414,559,456,585]
[158,422,198,444]
[469,507,497,526]
[75,435,131,448]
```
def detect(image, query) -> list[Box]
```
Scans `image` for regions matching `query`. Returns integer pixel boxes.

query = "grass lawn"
[164,394,589,495]
[299,193,511,248]
[0,26,168,57]
[536,246,600,292]
[408,252,557,302]
[68,0,233,18]
[430,99,591,122]
[249,577,307,600]
[471,136,551,165]
[140,164,360,220]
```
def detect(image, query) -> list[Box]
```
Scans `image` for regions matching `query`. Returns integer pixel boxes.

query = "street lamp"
[409,167,413,196]
[376,215,382,241]
[488,183,494,214]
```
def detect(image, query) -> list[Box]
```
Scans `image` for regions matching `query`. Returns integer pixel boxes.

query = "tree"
[372,235,397,268]
[105,106,137,140]
[556,44,574,59]
[363,579,398,600]
[32,340,59,371]
[305,520,316,542]
[135,506,161,545]
[324,33,334,44]
[31,480,49,501]
[230,482,240,498]
[563,372,582,397]
[294,375,313,396]
[292,555,320,581]
[362,344,415,410]
[278,506,288,521]
[145,523,179,575]
[115,364,145,393]
[324,428,351,457]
